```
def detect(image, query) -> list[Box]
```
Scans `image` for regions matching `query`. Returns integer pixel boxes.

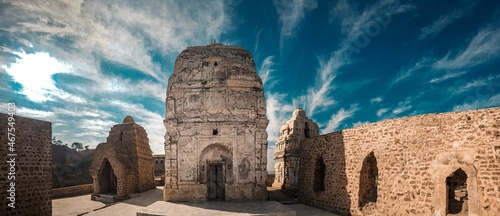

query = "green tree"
[71,142,83,151]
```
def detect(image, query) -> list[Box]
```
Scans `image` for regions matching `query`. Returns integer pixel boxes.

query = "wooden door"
[208,164,224,200]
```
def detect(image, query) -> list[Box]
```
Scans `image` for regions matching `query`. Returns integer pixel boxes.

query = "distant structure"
[153,154,165,177]
[272,108,319,190]
[0,113,52,215]
[297,107,500,216]
[163,43,269,201]
[90,116,155,202]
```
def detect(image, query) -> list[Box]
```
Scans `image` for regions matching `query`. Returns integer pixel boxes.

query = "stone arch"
[94,157,127,198]
[431,150,482,216]
[433,163,480,216]
[199,143,233,183]
[359,151,378,208]
[313,156,325,192]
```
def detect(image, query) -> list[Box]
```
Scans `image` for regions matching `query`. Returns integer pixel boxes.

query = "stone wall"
[0,113,52,215]
[298,107,500,216]
[52,184,93,199]
[164,43,269,202]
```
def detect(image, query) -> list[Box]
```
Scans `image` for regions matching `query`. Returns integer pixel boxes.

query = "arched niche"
[359,151,378,208]
[432,150,481,216]
[199,143,233,184]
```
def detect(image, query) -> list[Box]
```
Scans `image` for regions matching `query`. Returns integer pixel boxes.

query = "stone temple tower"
[273,108,319,190]
[163,42,269,201]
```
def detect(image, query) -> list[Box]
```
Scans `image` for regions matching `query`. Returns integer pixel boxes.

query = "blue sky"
[1,0,499,171]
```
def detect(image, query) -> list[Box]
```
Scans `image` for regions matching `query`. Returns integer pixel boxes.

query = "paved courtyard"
[52,186,337,216]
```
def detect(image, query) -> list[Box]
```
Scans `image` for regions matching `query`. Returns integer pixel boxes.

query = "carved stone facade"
[0,113,52,215]
[273,108,319,190]
[163,43,269,201]
[298,107,500,216]
[90,116,155,200]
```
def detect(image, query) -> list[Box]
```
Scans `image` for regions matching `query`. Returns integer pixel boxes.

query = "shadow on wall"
[298,131,351,215]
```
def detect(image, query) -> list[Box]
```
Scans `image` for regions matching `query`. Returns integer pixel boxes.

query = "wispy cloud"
[258,56,276,88]
[391,58,431,86]
[273,0,318,51]
[418,1,478,40]
[453,93,500,111]
[266,93,295,142]
[419,11,463,40]
[429,71,467,83]
[376,108,389,117]
[353,121,369,127]
[370,97,383,104]
[323,104,360,133]
[433,28,500,69]
[448,74,500,95]
[299,0,415,117]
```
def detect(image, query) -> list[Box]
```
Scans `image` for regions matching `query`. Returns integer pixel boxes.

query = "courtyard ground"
[52,186,337,216]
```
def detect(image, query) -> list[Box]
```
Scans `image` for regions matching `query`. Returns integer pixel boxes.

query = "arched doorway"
[446,169,468,214]
[313,156,325,192]
[99,159,117,194]
[359,152,378,208]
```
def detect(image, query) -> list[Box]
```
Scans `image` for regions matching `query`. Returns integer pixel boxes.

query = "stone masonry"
[273,108,319,190]
[89,116,155,200]
[163,42,269,201]
[298,107,500,216]
[0,113,52,215]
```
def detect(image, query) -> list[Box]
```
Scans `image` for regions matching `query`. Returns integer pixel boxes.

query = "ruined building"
[90,116,155,201]
[273,108,319,190]
[297,107,500,216]
[0,113,52,215]
[163,42,269,201]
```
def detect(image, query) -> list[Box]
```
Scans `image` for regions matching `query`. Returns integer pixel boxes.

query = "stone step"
[91,194,118,204]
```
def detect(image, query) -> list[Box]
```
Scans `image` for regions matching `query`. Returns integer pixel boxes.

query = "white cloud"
[429,71,467,83]
[323,104,359,134]
[392,58,431,86]
[1,51,73,103]
[298,54,339,116]
[52,107,113,118]
[370,97,383,103]
[392,97,413,115]
[17,107,54,119]
[376,108,389,117]
[273,0,318,51]
[449,74,500,95]
[258,56,275,88]
[265,93,295,142]
[433,28,500,69]
[453,93,500,111]
[353,121,369,127]
[419,10,464,40]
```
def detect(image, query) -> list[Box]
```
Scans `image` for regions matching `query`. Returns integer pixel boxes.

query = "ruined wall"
[0,113,52,215]
[89,116,155,199]
[273,108,319,190]
[164,43,269,201]
[299,107,500,216]
[52,184,93,199]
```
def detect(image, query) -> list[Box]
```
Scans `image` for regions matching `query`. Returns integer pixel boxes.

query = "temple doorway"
[208,163,225,200]
[99,160,117,194]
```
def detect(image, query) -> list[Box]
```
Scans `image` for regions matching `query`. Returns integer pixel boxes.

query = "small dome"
[122,116,135,123]
[293,108,306,117]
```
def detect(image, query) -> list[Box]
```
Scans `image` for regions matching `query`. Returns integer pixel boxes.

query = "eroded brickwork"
[273,108,319,190]
[299,107,500,216]
[164,43,269,201]
[0,113,52,215]
[89,116,155,200]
